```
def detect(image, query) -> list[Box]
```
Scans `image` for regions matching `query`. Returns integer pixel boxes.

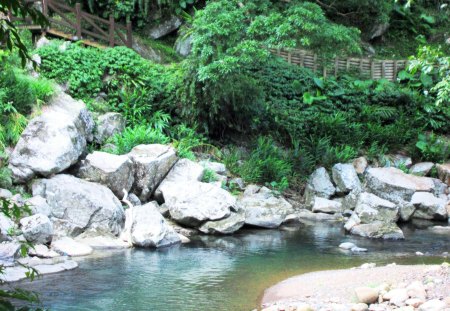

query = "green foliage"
[201,168,218,183]
[171,124,207,160]
[415,132,449,163]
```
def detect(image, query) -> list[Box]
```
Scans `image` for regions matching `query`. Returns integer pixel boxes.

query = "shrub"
[414,133,449,163]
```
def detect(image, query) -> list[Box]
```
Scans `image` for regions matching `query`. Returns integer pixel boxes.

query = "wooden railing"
[10,0,133,48]
[273,48,409,81]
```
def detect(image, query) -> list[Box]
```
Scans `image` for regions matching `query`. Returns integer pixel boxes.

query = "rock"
[350,222,404,240]
[9,92,94,182]
[399,201,416,222]
[418,299,446,311]
[240,186,294,228]
[429,226,450,234]
[0,242,21,264]
[0,266,30,282]
[51,237,93,257]
[29,244,60,258]
[0,212,15,241]
[436,163,450,186]
[35,35,50,49]
[0,189,12,199]
[312,197,342,214]
[304,167,336,206]
[26,196,52,216]
[355,287,379,304]
[127,193,141,206]
[410,162,434,176]
[20,214,53,244]
[388,154,413,168]
[339,242,356,250]
[230,178,245,191]
[146,15,182,39]
[406,281,426,300]
[411,192,447,220]
[365,168,435,203]
[353,157,369,175]
[342,189,361,211]
[160,158,204,183]
[199,160,227,175]
[94,112,125,144]
[34,260,78,275]
[175,34,192,56]
[353,192,399,224]
[129,144,178,202]
[162,181,235,227]
[383,288,408,306]
[75,151,134,198]
[75,231,130,249]
[332,163,362,194]
[132,37,163,62]
[32,174,125,237]
[351,247,368,252]
[370,22,390,40]
[157,203,170,217]
[178,233,190,244]
[405,298,424,308]
[125,202,181,248]
[360,263,376,269]
[352,303,369,311]
[199,212,245,234]
[296,209,343,222]
[344,213,361,231]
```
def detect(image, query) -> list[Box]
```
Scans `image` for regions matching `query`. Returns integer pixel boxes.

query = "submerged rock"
[32,174,125,237]
[240,186,294,228]
[9,92,94,183]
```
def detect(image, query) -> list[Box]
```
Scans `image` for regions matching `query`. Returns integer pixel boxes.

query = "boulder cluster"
[303,159,450,240]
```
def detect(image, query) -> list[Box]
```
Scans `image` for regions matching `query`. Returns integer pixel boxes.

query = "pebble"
[418,299,446,311]
[351,303,369,311]
[360,263,376,269]
[354,287,379,304]
[339,242,356,250]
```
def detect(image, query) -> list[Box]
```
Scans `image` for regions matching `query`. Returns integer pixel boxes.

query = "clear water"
[15,222,450,311]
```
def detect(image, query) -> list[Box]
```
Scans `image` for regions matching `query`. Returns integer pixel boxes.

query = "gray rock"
[26,196,52,217]
[75,231,130,249]
[94,112,125,144]
[418,299,446,311]
[398,201,416,222]
[344,213,361,231]
[304,167,336,206]
[34,260,78,275]
[75,151,134,198]
[312,197,342,214]
[339,242,356,250]
[175,34,192,57]
[161,158,204,183]
[127,202,181,248]
[387,154,413,168]
[369,22,390,40]
[132,37,163,62]
[147,15,182,39]
[20,214,53,244]
[0,213,15,241]
[240,186,295,228]
[200,160,227,175]
[127,193,141,206]
[35,36,50,49]
[351,246,368,252]
[436,163,450,186]
[32,174,125,237]
[365,168,435,203]
[353,192,399,224]
[0,189,12,199]
[409,162,434,176]
[350,222,404,240]
[0,242,21,264]
[28,244,60,258]
[199,212,245,235]
[332,163,362,194]
[295,209,343,223]
[129,144,178,202]
[9,92,94,182]
[162,181,235,227]
[411,192,448,220]
[342,189,361,211]
[51,237,93,257]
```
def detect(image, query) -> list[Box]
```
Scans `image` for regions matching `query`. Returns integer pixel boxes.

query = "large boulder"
[175,34,192,57]
[365,168,435,203]
[126,202,181,248]
[348,218,404,240]
[161,181,235,227]
[20,214,53,244]
[75,151,134,198]
[32,174,125,237]
[0,242,21,264]
[353,192,399,224]
[160,158,204,183]
[146,15,182,39]
[239,186,294,228]
[199,212,245,235]
[9,92,94,183]
[94,112,125,144]
[332,163,362,194]
[304,167,336,206]
[51,237,93,257]
[0,213,15,242]
[129,144,178,202]
[25,196,52,217]
[311,197,342,214]
[411,192,448,220]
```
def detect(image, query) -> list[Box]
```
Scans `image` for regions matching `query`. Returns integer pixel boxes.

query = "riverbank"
[261,263,450,311]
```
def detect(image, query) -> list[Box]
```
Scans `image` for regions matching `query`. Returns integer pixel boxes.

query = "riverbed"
[16,221,449,311]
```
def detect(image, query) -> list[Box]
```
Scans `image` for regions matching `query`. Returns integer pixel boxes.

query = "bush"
[414,133,449,163]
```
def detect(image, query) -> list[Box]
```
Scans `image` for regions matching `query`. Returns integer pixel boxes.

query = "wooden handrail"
[13,0,133,48]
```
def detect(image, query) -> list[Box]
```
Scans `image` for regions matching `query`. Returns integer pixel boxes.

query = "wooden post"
[109,15,115,47]
[287,51,291,64]
[370,59,375,79]
[299,54,304,68]
[75,3,82,40]
[381,60,386,79]
[334,57,339,76]
[359,59,364,76]
[42,0,48,17]
[313,54,317,73]
[393,61,398,81]
[126,20,132,48]
[346,58,350,71]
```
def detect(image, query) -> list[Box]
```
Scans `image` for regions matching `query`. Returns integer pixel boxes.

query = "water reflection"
[16,222,449,311]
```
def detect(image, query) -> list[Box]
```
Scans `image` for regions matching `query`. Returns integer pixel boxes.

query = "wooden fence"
[10,0,133,48]
[272,48,409,81]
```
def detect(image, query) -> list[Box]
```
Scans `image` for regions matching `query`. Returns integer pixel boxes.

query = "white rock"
[51,237,93,257]
[312,197,342,214]
[411,192,448,220]
[332,163,362,193]
[26,196,52,217]
[200,160,227,175]
[29,244,60,258]
[304,167,336,206]
[410,162,434,176]
[418,299,446,311]
[339,242,356,250]
[94,112,125,144]
[20,214,53,244]
[199,212,245,234]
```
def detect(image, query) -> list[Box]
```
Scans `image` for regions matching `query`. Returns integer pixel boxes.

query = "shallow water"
[16,222,449,311]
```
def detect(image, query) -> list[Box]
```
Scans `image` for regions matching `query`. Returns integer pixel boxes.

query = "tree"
[0,0,47,67]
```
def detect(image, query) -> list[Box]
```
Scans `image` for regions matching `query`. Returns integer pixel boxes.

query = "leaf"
[313,77,324,89]
[419,73,433,87]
